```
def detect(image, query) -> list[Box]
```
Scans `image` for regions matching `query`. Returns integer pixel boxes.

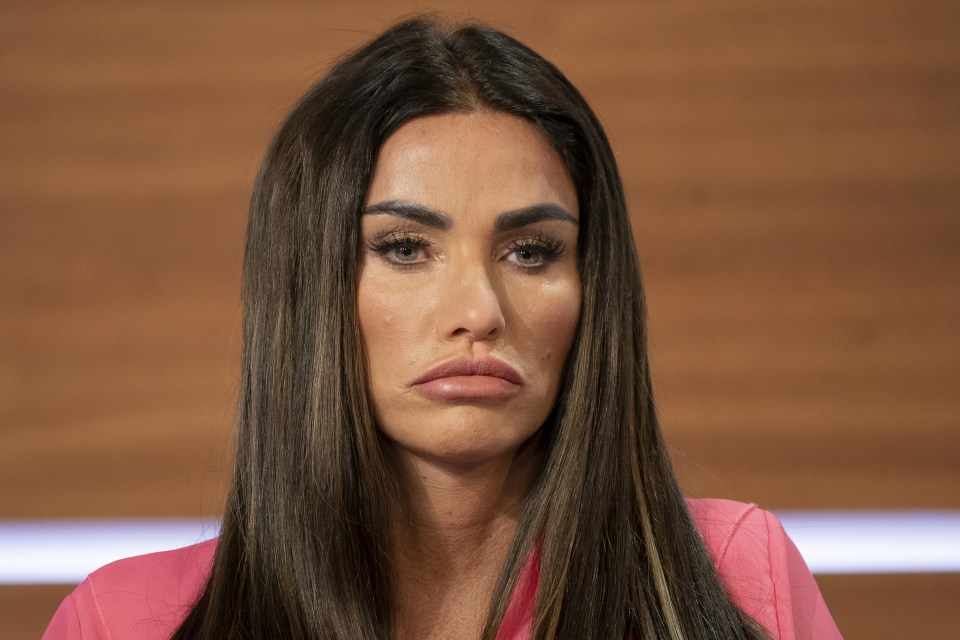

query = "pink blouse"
[42,499,841,639]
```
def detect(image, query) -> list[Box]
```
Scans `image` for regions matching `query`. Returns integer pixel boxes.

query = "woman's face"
[358,112,581,468]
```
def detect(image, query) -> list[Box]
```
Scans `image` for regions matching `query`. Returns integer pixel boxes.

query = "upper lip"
[411,356,524,386]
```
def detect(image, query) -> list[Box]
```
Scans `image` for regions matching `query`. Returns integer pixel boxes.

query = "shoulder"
[43,538,216,640]
[685,498,843,640]
[686,498,786,574]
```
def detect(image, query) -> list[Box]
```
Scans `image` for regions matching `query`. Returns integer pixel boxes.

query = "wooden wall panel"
[2,1,958,637]
[552,1,960,508]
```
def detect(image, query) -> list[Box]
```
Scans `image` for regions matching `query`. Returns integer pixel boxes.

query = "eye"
[512,247,545,266]
[389,243,424,262]
[366,231,432,268]
[505,234,566,269]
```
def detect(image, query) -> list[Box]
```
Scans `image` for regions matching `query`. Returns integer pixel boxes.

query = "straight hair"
[173,16,770,640]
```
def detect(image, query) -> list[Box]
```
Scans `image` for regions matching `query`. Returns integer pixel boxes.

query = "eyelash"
[366,230,567,271]
[504,233,566,269]
[366,231,432,270]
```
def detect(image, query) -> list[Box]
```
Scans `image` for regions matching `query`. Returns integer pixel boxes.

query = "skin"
[357,112,581,638]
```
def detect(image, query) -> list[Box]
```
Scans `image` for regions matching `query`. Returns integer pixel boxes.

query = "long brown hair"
[173,16,769,640]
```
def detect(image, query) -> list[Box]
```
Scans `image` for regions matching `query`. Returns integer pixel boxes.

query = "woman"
[44,16,840,640]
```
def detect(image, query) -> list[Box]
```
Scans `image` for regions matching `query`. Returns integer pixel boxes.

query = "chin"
[387,413,544,469]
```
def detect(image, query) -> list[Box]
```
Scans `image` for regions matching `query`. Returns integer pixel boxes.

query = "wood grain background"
[2,1,958,638]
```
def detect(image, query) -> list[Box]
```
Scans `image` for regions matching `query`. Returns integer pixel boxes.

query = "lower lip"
[412,375,522,401]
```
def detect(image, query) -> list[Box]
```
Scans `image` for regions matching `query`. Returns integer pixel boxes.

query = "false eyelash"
[505,233,566,259]
[365,230,431,253]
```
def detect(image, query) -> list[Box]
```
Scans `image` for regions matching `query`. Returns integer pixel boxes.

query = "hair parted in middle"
[172,16,770,640]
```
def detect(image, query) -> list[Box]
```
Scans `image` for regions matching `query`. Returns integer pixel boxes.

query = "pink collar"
[496,546,540,640]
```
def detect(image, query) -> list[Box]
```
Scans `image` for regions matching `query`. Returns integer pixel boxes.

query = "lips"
[410,356,524,401]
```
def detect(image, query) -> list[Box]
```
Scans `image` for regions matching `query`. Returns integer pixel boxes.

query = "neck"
[388,438,543,639]
[391,439,541,575]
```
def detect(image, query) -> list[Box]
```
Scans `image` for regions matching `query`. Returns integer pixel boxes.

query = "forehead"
[365,112,578,220]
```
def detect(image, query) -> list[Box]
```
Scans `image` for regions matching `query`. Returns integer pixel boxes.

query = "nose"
[438,262,505,342]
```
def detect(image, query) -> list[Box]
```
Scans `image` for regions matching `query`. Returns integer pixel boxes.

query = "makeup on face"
[409,355,524,402]
[357,111,581,467]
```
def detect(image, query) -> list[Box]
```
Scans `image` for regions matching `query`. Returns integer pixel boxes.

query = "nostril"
[444,301,505,342]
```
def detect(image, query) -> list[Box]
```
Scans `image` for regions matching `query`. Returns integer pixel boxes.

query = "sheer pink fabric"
[43,499,841,639]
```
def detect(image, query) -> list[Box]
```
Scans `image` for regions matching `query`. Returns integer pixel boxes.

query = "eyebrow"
[494,203,578,231]
[361,200,578,231]
[361,200,452,230]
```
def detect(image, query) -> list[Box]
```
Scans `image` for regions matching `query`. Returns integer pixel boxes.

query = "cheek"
[357,275,388,356]
[520,278,582,373]
[357,266,388,369]
[357,270,431,377]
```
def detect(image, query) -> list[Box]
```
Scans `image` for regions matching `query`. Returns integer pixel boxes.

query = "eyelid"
[365,228,431,250]
[365,228,434,271]
[502,232,567,268]
[503,232,566,253]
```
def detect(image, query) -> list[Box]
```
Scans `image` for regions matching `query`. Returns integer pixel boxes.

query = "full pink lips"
[410,356,524,401]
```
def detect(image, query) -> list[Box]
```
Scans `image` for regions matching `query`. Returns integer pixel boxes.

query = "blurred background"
[2,1,958,638]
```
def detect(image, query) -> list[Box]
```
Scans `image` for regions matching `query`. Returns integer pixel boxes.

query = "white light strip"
[0,512,958,584]
[775,510,960,575]
[0,520,220,585]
